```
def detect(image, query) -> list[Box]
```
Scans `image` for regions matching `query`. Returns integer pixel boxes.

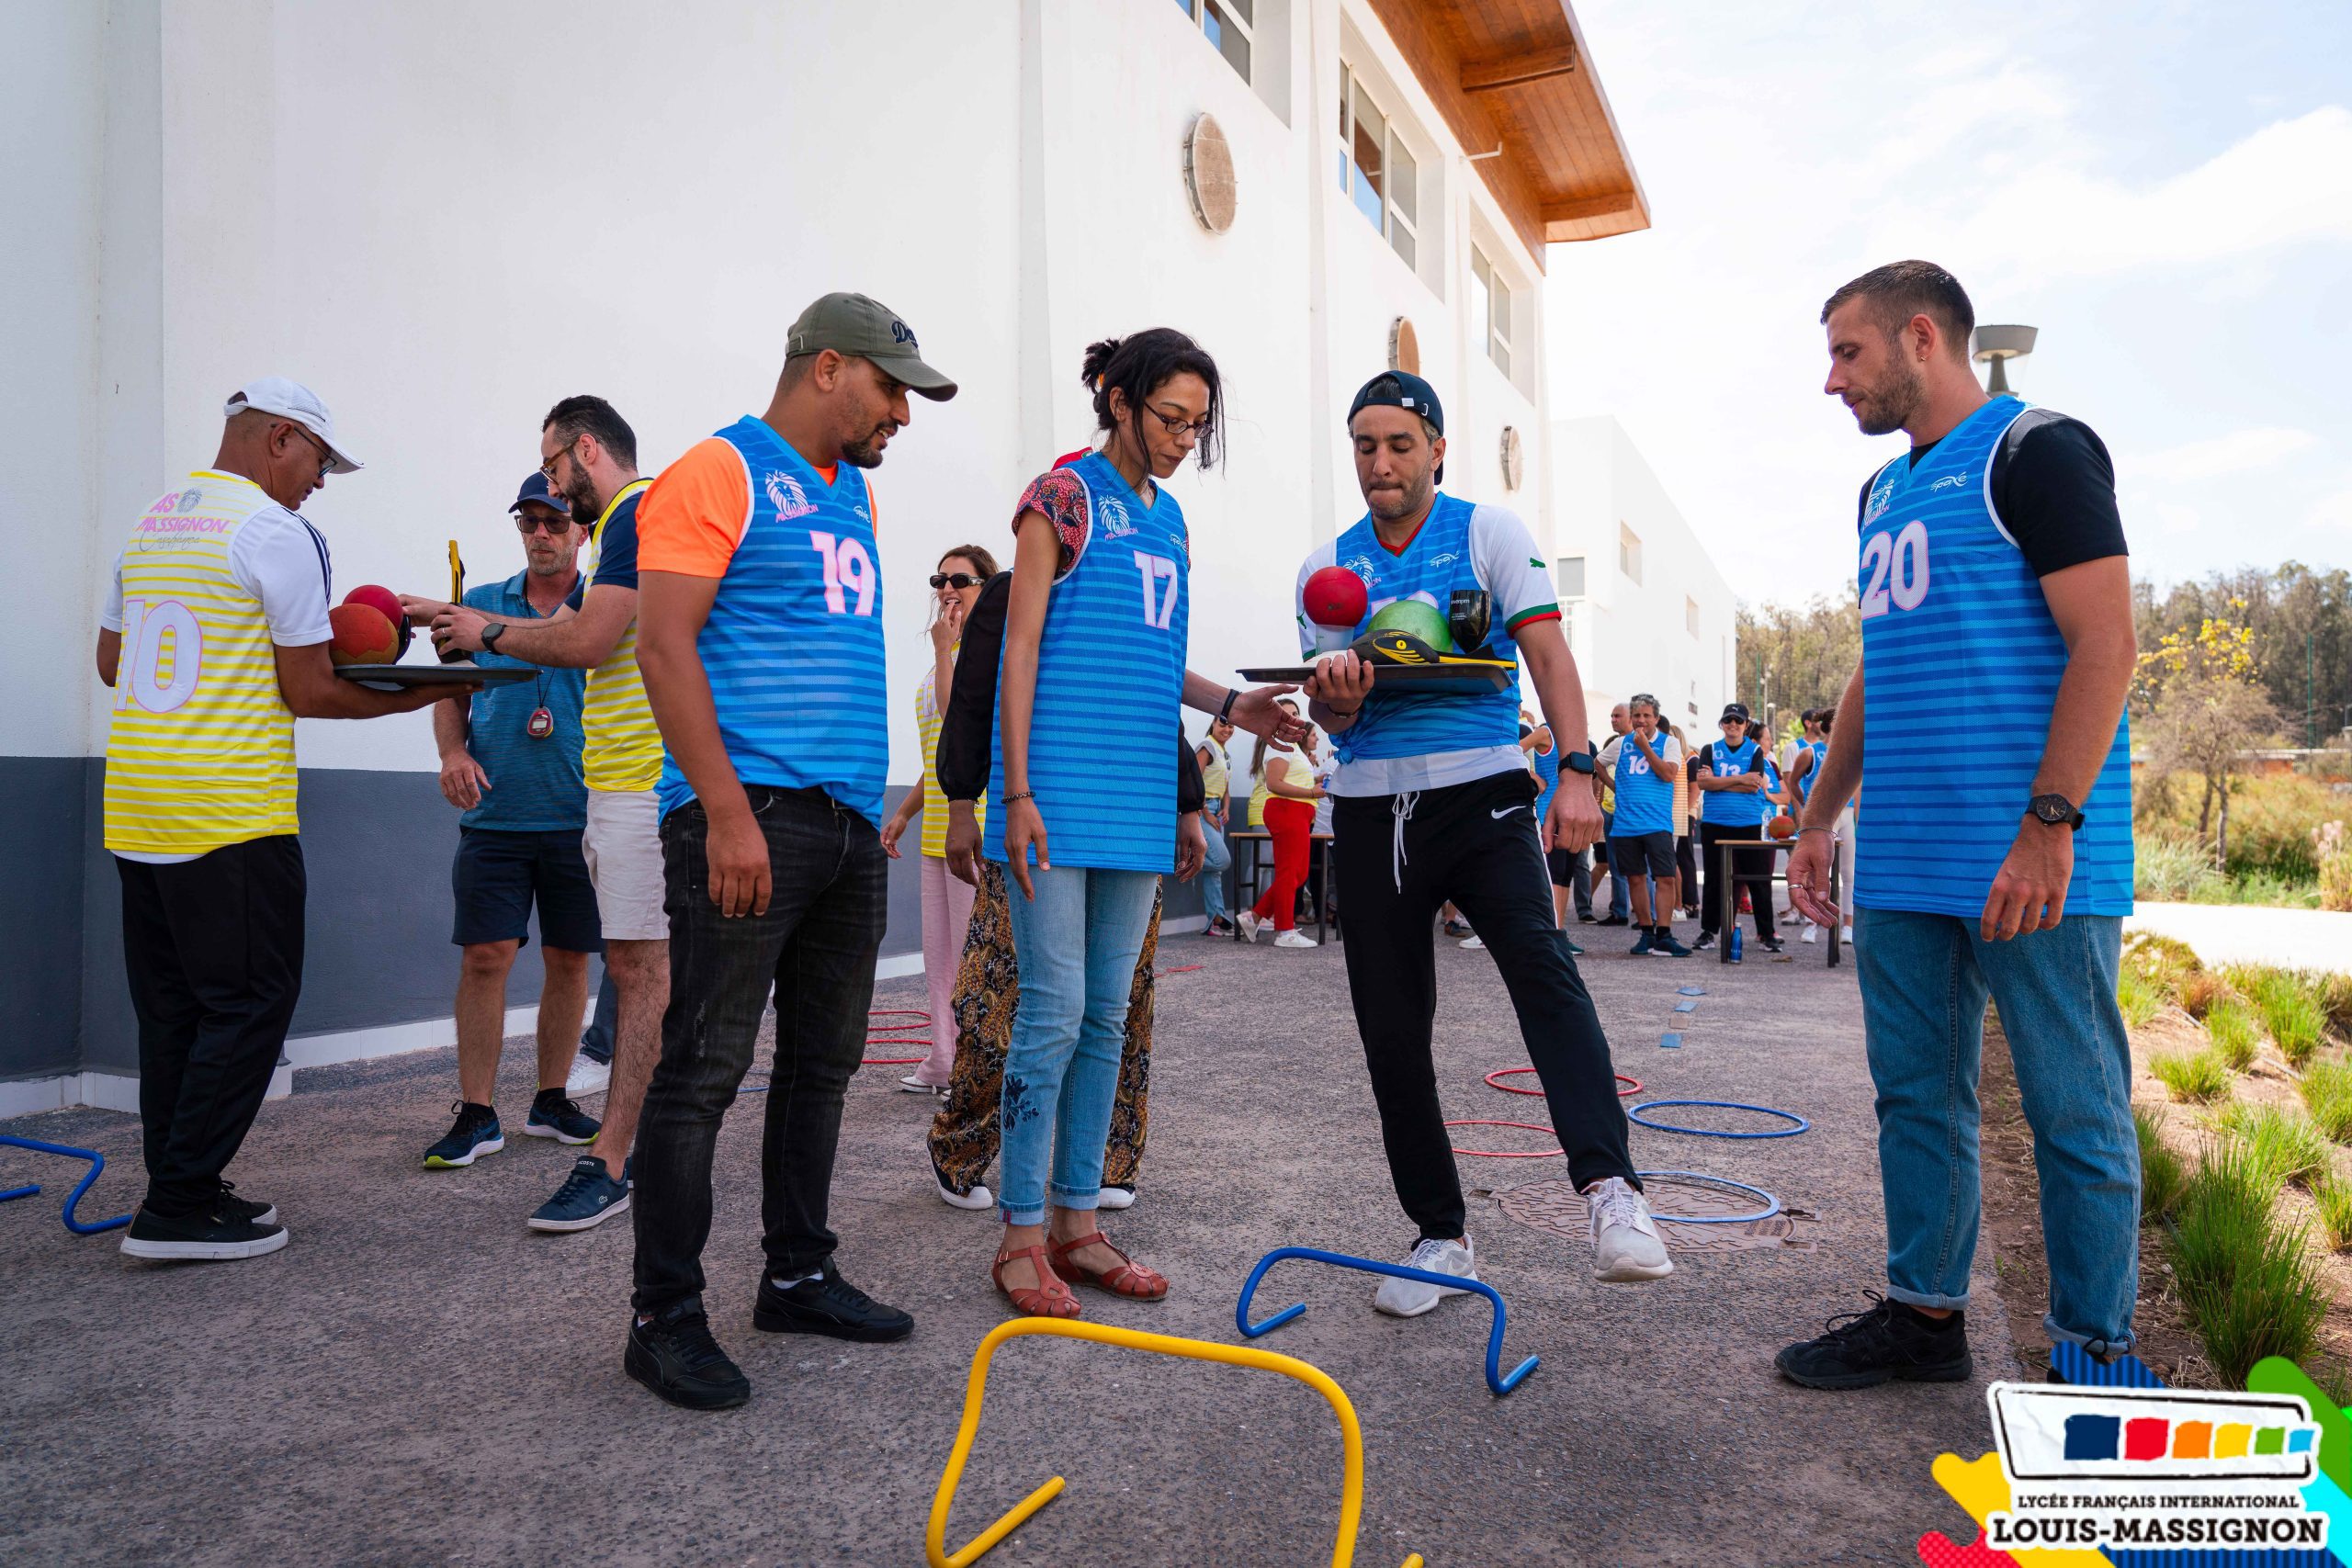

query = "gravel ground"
[3,917,2008,1565]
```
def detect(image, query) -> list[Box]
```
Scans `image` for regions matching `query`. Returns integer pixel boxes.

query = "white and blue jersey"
[1529,733,1560,822]
[987,451,1189,874]
[1295,493,1559,797]
[1601,731,1681,837]
[1854,395,2132,917]
[1792,739,1826,805]
[1699,738,1770,828]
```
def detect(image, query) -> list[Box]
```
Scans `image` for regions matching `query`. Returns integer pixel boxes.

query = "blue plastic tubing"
[1234,1246,1539,1396]
[0,1135,133,1234]
[1626,1100,1810,1139]
[1632,1170,1780,1224]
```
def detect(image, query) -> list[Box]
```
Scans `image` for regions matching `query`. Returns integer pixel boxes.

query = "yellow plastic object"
[926,1317,1422,1568]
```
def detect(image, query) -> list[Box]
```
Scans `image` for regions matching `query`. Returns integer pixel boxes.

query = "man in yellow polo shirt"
[97,378,466,1262]
[425,395,662,1235]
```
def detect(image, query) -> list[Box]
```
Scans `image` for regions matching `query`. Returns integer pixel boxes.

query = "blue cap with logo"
[510,471,571,516]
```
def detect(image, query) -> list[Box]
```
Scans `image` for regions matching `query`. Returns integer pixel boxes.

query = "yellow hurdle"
[925,1316,1423,1568]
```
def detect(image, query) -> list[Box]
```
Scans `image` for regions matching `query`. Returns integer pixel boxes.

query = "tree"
[1734,591,1861,724]
[2136,612,2281,869]
[2138,562,2352,745]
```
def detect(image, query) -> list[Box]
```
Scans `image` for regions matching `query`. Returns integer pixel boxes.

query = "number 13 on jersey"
[1860,520,1930,618]
[1133,549,1181,630]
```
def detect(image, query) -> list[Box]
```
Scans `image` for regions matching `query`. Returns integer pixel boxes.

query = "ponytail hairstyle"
[1250,698,1302,777]
[1080,328,1225,471]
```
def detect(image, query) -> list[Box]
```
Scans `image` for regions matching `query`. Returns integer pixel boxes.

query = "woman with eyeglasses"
[881,544,1001,1092]
[984,328,1225,1317]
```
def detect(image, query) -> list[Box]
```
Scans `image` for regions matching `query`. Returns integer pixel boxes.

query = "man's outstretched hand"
[1228,683,1310,745]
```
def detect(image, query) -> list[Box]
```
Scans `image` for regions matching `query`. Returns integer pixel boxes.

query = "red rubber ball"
[1303,565,1369,629]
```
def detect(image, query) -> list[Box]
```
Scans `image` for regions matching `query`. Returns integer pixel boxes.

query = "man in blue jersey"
[1778,261,2138,1389]
[1691,703,1781,954]
[1300,372,1669,1302]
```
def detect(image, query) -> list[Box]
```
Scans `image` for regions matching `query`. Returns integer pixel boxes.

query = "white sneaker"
[1274,929,1318,949]
[1237,911,1262,943]
[1586,1176,1673,1281]
[565,1055,611,1098]
[932,1159,993,1212]
[1097,1184,1136,1211]
[1373,1236,1476,1317]
[899,1073,944,1094]
[1840,924,1854,944]
[1801,924,1818,945]
[1459,934,1486,950]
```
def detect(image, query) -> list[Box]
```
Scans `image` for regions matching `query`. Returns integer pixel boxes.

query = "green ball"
[1366,598,1453,653]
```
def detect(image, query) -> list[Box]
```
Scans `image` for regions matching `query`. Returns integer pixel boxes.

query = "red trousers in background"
[1250,797,1316,931]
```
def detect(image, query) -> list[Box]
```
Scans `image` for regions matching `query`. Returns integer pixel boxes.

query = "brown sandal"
[1047,1230,1169,1301]
[993,1244,1080,1319]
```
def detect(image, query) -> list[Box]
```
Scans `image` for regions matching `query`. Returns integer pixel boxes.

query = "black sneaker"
[1775,1294,1972,1390]
[1630,929,1656,956]
[424,1101,503,1168]
[1691,932,1718,952]
[1759,937,1786,953]
[214,1178,277,1227]
[1442,919,1471,939]
[625,1297,751,1410]
[119,1203,289,1262]
[528,1155,632,1234]
[524,1089,601,1145]
[1596,914,1629,927]
[753,1263,914,1342]
[1577,912,1599,924]
[1652,931,1693,958]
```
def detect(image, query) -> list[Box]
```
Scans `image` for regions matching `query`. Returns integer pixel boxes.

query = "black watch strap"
[1218,688,1238,723]
[1563,748,1596,776]
[480,620,505,649]
[2028,792,2085,830]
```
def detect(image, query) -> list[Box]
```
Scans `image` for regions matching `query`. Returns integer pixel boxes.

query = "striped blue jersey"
[1792,739,1826,804]
[1854,395,2132,916]
[654,417,889,825]
[986,451,1189,873]
[1530,733,1560,821]
[1699,738,1770,827]
[1601,731,1681,836]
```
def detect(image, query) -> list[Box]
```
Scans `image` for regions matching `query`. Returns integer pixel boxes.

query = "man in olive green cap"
[620,292,954,1411]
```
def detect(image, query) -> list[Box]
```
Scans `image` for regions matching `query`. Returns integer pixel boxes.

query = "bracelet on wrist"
[1796,823,1832,838]
[1001,790,1035,805]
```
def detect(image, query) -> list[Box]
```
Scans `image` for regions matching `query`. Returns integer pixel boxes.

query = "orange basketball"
[1768,815,1796,840]
[329,603,400,666]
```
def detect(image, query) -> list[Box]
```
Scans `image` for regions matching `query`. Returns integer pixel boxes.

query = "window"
[1618,524,1643,584]
[1556,556,1586,597]
[1174,0,1253,84]
[1472,247,1512,377]
[1686,596,1701,637]
[1340,65,1417,268]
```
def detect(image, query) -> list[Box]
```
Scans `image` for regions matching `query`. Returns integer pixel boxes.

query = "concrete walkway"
[5,922,2002,1565]
[2126,900,2352,974]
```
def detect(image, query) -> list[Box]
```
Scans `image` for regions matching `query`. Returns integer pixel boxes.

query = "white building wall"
[1549,415,1738,740]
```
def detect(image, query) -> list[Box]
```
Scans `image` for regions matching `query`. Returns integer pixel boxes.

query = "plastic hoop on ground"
[742,1010,933,1090]
[1626,1100,1810,1139]
[1634,1170,1781,1224]
[926,1316,1422,1568]
[1235,1245,1539,1396]
[1444,1120,1563,1158]
[1485,1066,1639,1099]
[0,1135,132,1234]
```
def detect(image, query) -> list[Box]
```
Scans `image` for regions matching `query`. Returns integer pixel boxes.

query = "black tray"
[334,662,534,691]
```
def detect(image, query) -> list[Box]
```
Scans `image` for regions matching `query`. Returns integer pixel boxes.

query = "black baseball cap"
[786,292,957,400]
[1348,371,1445,482]
[1719,703,1751,725]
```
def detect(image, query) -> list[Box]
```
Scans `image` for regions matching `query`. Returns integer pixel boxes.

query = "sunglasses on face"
[514,513,573,536]
[929,572,981,590]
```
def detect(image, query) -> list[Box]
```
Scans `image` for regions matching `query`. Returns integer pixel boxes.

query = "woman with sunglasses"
[881,544,1001,1091]
[985,328,1226,1317]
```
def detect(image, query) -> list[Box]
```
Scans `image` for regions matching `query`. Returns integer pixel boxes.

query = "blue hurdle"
[1234,1246,1539,1396]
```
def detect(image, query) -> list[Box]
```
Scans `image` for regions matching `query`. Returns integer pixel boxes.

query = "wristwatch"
[1563,749,1596,777]
[480,620,506,652]
[2027,792,2084,830]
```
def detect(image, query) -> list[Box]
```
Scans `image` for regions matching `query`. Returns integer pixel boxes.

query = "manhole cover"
[1496,1177,1816,1255]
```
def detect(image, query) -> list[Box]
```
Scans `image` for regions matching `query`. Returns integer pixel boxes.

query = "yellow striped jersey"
[914,652,984,859]
[102,471,326,855]
[580,479,662,794]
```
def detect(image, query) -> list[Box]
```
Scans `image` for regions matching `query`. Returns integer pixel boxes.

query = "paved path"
[5,922,2004,1564]
[2126,900,2352,975]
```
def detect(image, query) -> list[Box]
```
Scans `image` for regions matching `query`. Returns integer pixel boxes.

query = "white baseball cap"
[222,377,363,473]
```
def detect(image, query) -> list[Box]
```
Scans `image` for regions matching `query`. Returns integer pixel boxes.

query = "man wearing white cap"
[96,378,465,1262]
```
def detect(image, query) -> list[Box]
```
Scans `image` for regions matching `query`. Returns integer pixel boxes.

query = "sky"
[1544,0,2352,610]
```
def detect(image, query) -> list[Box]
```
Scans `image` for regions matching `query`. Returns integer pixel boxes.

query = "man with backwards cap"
[620,294,954,1410]
[1298,371,1672,1310]
[96,378,470,1262]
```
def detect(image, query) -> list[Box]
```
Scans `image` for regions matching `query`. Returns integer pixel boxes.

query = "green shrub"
[2203,999,2261,1070]
[2270,995,2328,1070]
[2313,1175,2352,1253]
[2299,1060,2352,1143]
[2152,1049,2233,1103]
[2134,833,2227,903]
[2217,1102,2331,1188]
[2165,1145,2326,1384]
[2122,931,2203,995]
[2231,965,2333,1069]
[2136,1106,2188,1224]
[2118,966,2164,1030]
[2321,972,2352,1043]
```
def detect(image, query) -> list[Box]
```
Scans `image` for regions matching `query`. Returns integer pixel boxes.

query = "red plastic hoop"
[862,1009,931,1066]
[1445,1119,1565,1158]
[1484,1067,1642,1099]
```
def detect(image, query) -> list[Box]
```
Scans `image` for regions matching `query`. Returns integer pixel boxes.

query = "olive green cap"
[785,292,956,400]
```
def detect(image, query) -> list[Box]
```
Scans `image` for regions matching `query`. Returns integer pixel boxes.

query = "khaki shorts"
[582,788,668,942]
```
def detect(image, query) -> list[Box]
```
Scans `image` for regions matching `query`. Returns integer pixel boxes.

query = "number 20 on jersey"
[1860,520,1929,618]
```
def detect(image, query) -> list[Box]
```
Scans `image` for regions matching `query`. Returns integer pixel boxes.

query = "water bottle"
[1729,926,1745,964]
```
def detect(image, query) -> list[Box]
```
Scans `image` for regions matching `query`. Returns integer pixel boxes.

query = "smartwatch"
[1563,748,1596,777]
[480,620,506,652]
[2027,793,2084,830]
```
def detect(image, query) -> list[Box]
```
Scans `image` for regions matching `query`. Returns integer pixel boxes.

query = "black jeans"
[115,836,306,1217]
[1332,769,1638,1241]
[1697,822,1779,941]
[630,787,887,1314]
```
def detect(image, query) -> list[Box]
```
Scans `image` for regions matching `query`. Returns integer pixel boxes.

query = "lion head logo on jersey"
[764,469,816,521]
[1095,496,1136,541]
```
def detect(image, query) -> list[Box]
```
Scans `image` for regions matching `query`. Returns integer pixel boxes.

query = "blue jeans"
[1854,907,2138,1353]
[998,864,1159,1224]
[1199,810,1233,924]
[1600,810,1631,919]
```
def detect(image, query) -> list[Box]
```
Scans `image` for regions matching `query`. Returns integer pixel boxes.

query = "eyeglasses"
[514,513,573,536]
[929,572,982,591]
[539,435,580,481]
[1145,400,1214,440]
[289,426,336,475]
